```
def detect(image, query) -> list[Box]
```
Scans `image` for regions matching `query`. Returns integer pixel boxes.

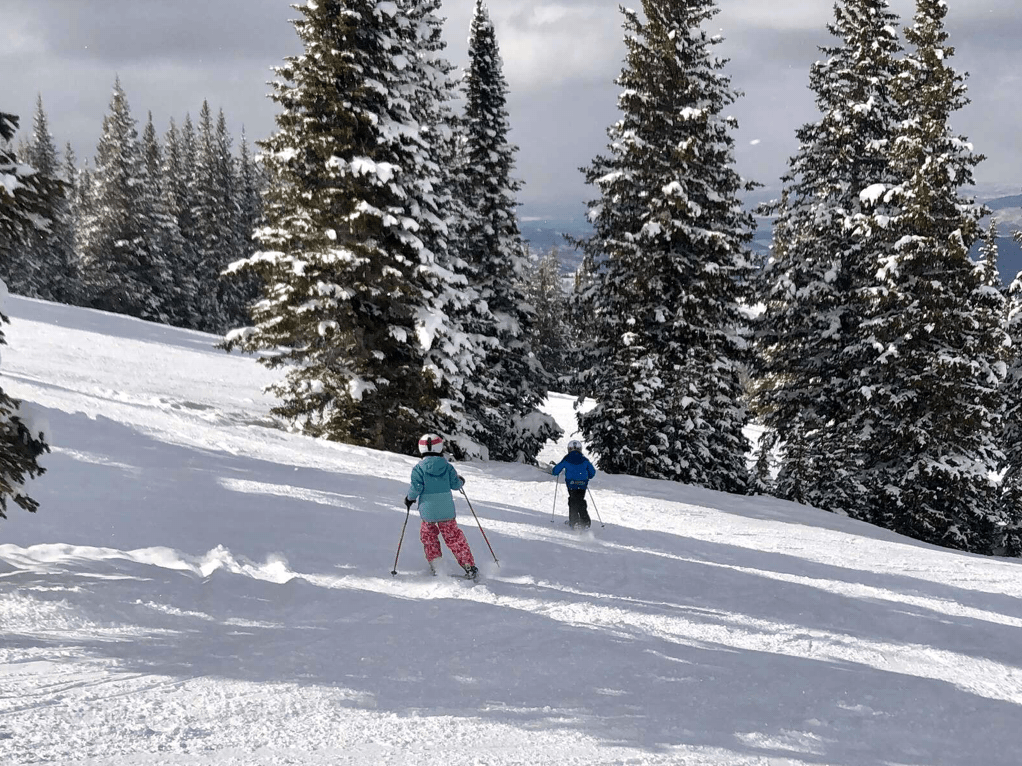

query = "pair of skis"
[549,474,605,528]
[428,560,478,581]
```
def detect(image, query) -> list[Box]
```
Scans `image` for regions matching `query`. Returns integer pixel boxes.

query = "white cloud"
[4,14,46,56]
[491,3,622,88]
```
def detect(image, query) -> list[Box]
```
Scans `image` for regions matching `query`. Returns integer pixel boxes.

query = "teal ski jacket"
[406,455,464,522]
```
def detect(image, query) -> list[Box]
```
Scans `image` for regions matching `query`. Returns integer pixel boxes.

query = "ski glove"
[404,497,414,510]
[458,474,465,485]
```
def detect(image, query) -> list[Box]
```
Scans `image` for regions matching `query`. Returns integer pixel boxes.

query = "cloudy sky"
[5,0,1020,219]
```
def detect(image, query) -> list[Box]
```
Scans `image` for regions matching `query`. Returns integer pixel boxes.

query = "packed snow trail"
[3,295,1022,765]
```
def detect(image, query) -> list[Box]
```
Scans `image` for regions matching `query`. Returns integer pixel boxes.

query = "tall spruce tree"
[0,114,49,518]
[753,0,904,515]
[162,117,202,328]
[140,112,187,321]
[525,247,571,384]
[222,129,263,330]
[1003,236,1022,556]
[23,96,77,303]
[0,279,49,519]
[225,0,455,451]
[62,142,86,292]
[456,0,559,462]
[1,113,50,291]
[391,0,493,459]
[855,0,1007,552]
[576,0,755,491]
[192,102,235,333]
[565,247,599,398]
[79,80,169,321]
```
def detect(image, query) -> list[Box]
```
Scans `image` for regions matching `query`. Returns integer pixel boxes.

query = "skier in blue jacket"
[405,434,477,578]
[552,439,597,529]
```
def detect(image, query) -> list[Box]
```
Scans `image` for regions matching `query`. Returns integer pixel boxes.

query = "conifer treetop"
[576,0,754,490]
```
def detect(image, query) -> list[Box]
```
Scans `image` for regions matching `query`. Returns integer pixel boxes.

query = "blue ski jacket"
[406,455,465,522]
[552,451,596,491]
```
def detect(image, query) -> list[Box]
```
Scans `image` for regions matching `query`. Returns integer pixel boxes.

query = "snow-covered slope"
[3,295,1022,765]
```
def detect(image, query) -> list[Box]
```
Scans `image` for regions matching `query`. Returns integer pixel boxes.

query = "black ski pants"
[567,488,591,529]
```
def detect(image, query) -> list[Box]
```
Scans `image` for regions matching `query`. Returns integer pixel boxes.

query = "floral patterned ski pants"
[420,519,475,569]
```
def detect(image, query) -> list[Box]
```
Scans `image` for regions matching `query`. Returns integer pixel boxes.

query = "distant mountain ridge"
[518,192,1022,283]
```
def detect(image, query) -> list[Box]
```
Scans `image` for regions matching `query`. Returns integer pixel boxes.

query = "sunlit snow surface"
[3,295,1022,765]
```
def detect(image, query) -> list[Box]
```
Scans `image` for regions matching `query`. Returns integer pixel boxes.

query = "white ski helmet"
[567,439,583,452]
[418,433,445,455]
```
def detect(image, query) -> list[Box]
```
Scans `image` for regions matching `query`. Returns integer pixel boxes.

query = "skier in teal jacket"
[405,434,477,578]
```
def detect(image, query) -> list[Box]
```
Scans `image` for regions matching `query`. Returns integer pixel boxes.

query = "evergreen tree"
[62,142,84,294]
[224,0,455,451]
[997,228,1022,555]
[192,102,235,333]
[750,428,778,496]
[162,117,202,328]
[753,0,904,515]
[576,0,755,491]
[856,0,1006,552]
[0,113,49,518]
[525,247,571,384]
[0,280,49,519]
[1,113,50,290]
[456,0,559,462]
[140,111,186,321]
[397,0,494,459]
[78,79,169,321]
[565,246,599,398]
[222,129,264,330]
[23,96,77,303]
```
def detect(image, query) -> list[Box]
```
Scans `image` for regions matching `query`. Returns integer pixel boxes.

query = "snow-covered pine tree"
[996,227,1022,555]
[750,427,778,497]
[221,129,263,330]
[0,279,49,519]
[456,0,559,463]
[62,143,84,288]
[525,247,571,384]
[0,113,49,518]
[191,102,236,333]
[78,79,169,322]
[224,0,453,452]
[390,0,490,459]
[977,218,1004,291]
[856,0,1007,552]
[1,113,50,291]
[23,96,77,304]
[752,0,904,516]
[161,118,202,329]
[564,247,599,398]
[140,112,186,322]
[576,0,755,492]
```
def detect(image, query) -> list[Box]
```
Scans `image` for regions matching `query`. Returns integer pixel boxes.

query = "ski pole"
[391,504,412,575]
[460,487,500,566]
[550,475,559,523]
[587,488,605,528]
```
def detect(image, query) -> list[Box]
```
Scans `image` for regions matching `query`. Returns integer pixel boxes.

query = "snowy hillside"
[3,296,1022,765]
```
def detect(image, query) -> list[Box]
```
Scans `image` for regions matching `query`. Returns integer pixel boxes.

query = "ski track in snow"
[2,295,1022,765]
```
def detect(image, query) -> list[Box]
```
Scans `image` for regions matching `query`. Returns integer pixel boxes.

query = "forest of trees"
[4,0,1022,556]
[2,85,263,335]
